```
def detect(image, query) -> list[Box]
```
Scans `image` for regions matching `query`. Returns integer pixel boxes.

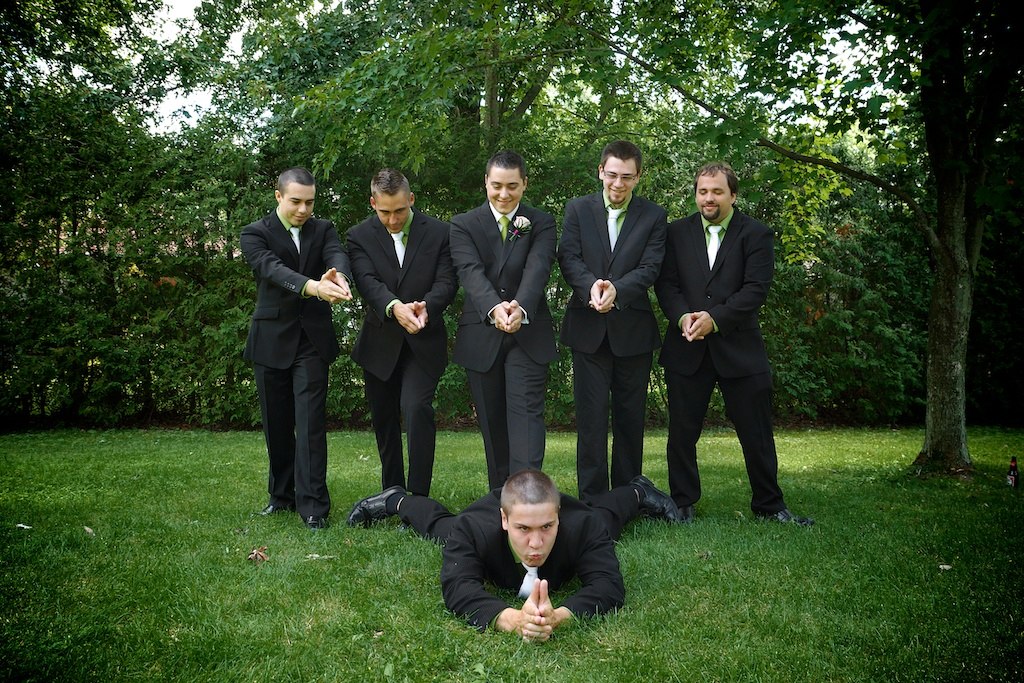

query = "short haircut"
[600,140,643,173]
[694,161,739,195]
[500,469,560,513]
[486,150,527,178]
[370,168,411,197]
[277,167,316,193]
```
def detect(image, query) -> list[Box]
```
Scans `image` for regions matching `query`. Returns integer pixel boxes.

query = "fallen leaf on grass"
[84,526,95,537]
[16,523,32,530]
[938,564,953,571]
[698,550,713,560]
[247,546,269,563]
[304,554,337,561]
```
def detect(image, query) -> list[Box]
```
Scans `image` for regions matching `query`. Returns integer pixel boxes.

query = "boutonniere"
[508,215,532,243]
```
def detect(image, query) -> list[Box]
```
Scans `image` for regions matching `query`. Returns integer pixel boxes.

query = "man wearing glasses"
[557,141,668,503]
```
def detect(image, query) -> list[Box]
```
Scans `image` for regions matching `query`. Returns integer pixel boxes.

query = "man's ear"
[500,508,509,531]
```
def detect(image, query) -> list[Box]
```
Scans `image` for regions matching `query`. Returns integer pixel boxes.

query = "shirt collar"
[276,207,296,230]
[701,207,735,233]
[489,203,520,224]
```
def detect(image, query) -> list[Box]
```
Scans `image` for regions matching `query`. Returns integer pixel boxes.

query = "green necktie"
[499,215,510,241]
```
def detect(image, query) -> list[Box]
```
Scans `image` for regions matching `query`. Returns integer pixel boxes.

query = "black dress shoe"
[679,504,696,524]
[260,503,295,516]
[756,508,814,526]
[304,515,329,530]
[630,475,683,523]
[346,485,405,527]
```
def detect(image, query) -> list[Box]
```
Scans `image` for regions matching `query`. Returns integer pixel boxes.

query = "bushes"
[0,219,934,430]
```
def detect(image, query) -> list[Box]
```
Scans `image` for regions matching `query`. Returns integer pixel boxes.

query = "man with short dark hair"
[347,168,457,496]
[655,161,813,526]
[347,469,681,640]
[449,151,558,489]
[241,167,353,529]
[558,140,667,502]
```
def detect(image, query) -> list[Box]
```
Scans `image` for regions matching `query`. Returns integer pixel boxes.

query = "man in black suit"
[346,469,681,640]
[347,169,457,496]
[654,162,812,526]
[449,151,558,489]
[241,167,353,529]
[558,140,667,501]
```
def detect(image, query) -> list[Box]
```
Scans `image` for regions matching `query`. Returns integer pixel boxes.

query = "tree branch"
[506,61,554,122]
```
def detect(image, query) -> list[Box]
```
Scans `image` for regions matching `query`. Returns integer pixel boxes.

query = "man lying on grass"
[347,469,681,641]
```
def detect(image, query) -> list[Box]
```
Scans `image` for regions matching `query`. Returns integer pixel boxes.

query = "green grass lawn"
[1,427,1022,682]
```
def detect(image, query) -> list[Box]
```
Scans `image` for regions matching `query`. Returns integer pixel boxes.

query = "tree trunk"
[913,0,974,473]
[482,36,500,149]
[916,241,973,472]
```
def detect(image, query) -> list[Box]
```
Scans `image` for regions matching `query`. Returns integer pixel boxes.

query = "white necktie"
[289,227,300,253]
[707,224,723,268]
[391,231,405,267]
[607,207,624,250]
[518,564,538,599]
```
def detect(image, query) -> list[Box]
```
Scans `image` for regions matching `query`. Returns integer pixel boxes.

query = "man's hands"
[680,311,715,341]
[588,279,617,313]
[392,301,429,334]
[492,300,523,334]
[495,579,572,643]
[310,268,352,304]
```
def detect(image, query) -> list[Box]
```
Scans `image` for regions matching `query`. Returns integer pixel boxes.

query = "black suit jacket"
[440,490,625,630]
[449,202,558,371]
[348,210,457,381]
[241,212,351,369]
[654,210,773,378]
[558,192,667,355]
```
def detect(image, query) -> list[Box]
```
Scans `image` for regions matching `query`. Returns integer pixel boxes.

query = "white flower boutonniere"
[508,215,532,243]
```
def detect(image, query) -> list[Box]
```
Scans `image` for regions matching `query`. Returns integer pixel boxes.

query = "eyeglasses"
[602,171,638,183]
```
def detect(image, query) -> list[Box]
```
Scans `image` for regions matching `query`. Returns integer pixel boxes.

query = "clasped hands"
[680,311,714,341]
[392,301,429,334]
[588,279,616,313]
[311,268,352,304]
[492,300,523,334]
[500,579,570,643]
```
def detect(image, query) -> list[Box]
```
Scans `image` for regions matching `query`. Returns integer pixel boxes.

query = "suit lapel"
[297,221,313,272]
[499,205,534,273]
[711,213,741,277]
[472,204,503,271]
[588,195,613,262]
[691,219,713,279]
[398,212,426,287]
[268,213,300,268]
[499,215,517,272]
[609,196,644,268]
[371,220,402,284]
[707,213,742,278]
